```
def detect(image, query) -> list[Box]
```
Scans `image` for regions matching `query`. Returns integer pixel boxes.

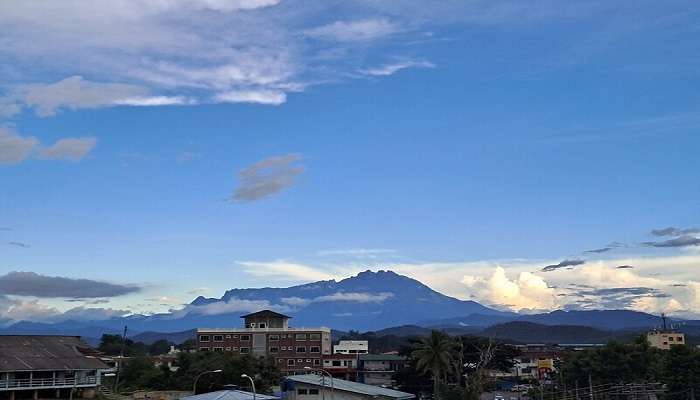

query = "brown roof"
[0,335,110,372]
[240,310,291,319]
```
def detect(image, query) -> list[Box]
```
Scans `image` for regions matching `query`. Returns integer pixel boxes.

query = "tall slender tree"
[412,330,454,399]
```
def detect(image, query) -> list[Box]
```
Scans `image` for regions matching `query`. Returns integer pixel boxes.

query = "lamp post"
[241,374,256,400]
[303,367,333,400]
[193,370,223,395]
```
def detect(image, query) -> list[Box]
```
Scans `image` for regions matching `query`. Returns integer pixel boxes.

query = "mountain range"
[1,270,695,344]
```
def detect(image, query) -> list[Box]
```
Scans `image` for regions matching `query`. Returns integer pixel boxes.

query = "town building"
[333,341,368,355]
[647,331,685,350]
[322,354,358,381]
[356,354,406,388]
[181,388,279,400]
[0,335,109,400]
[282,374,414,400]
[196,310,332,374]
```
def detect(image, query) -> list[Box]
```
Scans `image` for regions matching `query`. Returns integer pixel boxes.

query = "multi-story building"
[333,341,368,355]
[647,330,685,350]
[357,354,406,388]
[196,310,332,374]
[322,354,358,381]
[0,335,109,400]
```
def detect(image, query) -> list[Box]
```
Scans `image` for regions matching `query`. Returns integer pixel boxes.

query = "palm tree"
[412,330,454,399]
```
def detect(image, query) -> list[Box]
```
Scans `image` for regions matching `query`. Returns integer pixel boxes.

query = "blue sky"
[0,0,699,322]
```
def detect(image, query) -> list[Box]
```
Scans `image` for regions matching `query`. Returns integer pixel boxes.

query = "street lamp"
[241,374,256,400]
[193,370,223,395]
[303,367,334,400]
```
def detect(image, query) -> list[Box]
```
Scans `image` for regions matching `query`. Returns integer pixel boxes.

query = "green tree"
[412,330,454,399]
[149,339,174,355]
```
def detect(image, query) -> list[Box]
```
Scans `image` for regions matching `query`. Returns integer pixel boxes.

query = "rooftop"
[284,375,414,400]
[181,390,278,400]
[240,310,291,319]
[0,335,109,372]
[359,354,407,361]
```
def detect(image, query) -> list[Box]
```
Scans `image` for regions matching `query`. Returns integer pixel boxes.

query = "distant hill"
[131,329,196,345]
[481,321,617,344]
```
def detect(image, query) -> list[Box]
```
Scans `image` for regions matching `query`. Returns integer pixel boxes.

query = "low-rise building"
[0,335,109,400]
[196,310,332,375]
[322,354,358,381]
[647,330,685,350]
[333,341,368,355]
[356,354,406,388]
[181,389,279,400]
[282,374,414,400]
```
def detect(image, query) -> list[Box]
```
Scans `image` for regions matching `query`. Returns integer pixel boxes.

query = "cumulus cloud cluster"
[0,127,96,165]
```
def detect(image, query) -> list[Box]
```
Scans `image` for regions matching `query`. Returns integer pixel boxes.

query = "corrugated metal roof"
[181,390,279,400]
[285,375,414,400]
[0,335,109,372]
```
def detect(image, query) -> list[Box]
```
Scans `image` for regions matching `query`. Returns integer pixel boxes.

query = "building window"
[249,323,256,328]
[233,335,239,339]
[295,334,307,341]
[213,335,224,342]
[281,346,287,350]
[232,347,239,351]
[279,359,284,363]
[225,347,231,351]
[199,335,210,342]
[240,347,250,354]
[288,359,295,366]
[297,359,304,363]
[270,347,279,353]
[241,335,251,341]
[310,346,320,353]
[309,389,319,395]
[259,323,266,328]
[213,347,224,352]
[297,389,308,395]
[332,361,341,366]
[296,346,306,353]
[306,359,312,362]
[226,335,231,339]
[270,335,279,341]
[309,333,321,340]
[313,359,321,366]
[199,347,210,351]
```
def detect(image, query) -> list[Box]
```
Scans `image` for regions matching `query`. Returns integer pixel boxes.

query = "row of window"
[199,346,322,354]
[279,359,322,366]
[297,389,320,395]
[270,346,320,353]
[199,333,323,342]
[200,347,250,353]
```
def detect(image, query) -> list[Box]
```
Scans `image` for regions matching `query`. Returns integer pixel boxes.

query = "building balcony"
[0,377,98,391]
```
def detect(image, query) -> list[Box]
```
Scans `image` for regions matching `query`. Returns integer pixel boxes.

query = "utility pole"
[113,325,128,393]
[575,380,580,400]
[588,374,594,400]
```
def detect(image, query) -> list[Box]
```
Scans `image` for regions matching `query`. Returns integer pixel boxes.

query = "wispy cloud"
[0,127,38,165]
[0,271,140,298]
[651,227,700,237]
[231,154,305,202]
[304,18,400,42]
[39,137,97,161]
[541,259,585,272]
[359,60,434,76]
[7,241,30,248]
[644,236,700,248]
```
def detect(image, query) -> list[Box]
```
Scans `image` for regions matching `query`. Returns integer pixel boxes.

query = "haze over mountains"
[1,270,696,344]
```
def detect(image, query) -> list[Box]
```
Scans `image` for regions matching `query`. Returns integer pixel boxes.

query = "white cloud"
[304,18,400,42]
[0,127,38,164]
[39,137,97,161]
[238,260,337,281]
[359,60,435,76]
[214,89,287,105]
[175,297,289,317]
[114,96,192,106]
[462,267,558,312]
[314,291,394,303]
